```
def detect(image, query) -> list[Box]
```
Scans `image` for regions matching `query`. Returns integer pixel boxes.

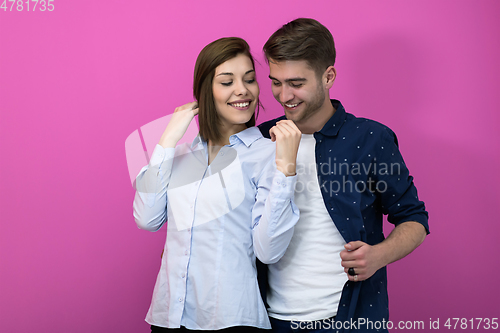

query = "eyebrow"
[268,75,307,83]
[216,69,255,77]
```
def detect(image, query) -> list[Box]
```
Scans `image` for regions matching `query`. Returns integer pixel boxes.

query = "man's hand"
[340,241,385,282]
[340,221,427,282]
[269,120,301,177]
[159,102,199,148]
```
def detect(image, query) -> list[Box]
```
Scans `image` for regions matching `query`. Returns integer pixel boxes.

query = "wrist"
[371,242,393,268]
[159,135,179,148]
[276,160,296,177]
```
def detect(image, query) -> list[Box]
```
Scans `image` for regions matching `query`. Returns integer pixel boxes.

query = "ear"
[324,66,336,89]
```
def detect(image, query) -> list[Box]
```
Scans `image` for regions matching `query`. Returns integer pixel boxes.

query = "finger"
[277,120,301,133]
[184,101,198,110]
[191,107,199,116]
[176,101,198,112]
[276,119,294,125]
[270,126,284,139]
[341,260,357,268]
[275,120,289,127]
[286,120,301,132]
[275,122,294,134]
[274,123,292,138]
[344,241,365,251]
[340,252,361,265]
[340,249,357,261]
[277,122,302,141]
[344,267,365,275]
[347,273,363,282]
[269,127,279,142]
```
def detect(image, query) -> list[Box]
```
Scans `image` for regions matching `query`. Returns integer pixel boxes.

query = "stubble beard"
[286,85,326,125]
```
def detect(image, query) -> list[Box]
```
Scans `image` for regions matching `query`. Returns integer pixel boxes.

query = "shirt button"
[178,297,183,302]
[187,228,191,233]
[181,273,186,278]
[220,151,224,156]
[184,250,189,255]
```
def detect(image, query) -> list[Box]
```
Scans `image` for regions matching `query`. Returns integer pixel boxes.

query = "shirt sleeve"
[374,128,429,233]
[252,160,300,264]
[133,144,175,231]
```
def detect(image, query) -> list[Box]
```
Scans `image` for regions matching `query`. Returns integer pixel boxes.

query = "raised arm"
[252,120,301,264]
[158,102,199,148]
[133,102,199,231]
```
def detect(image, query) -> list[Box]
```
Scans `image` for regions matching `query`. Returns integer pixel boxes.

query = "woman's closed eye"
[221,78,255,86]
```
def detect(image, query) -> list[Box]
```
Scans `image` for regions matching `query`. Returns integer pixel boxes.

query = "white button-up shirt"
[133,127,299,330]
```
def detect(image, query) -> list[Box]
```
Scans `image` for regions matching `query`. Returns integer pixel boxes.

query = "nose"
[235,79,249,96]
[279,85,293,104]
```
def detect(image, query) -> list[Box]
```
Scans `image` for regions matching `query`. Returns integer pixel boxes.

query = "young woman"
[133,37,301,332]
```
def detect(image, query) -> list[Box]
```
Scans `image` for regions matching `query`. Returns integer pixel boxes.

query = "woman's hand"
[269,120,301,177]
[159,102,199,148]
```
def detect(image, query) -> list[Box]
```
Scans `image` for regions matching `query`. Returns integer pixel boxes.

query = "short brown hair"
[193,37,257,143]
[263,18,336,78]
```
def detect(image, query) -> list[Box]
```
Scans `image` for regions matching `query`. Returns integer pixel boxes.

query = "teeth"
[285,103,299,108]
[231,102,250,108]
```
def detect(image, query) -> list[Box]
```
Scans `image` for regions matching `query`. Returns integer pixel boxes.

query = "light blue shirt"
[133,127,299,330]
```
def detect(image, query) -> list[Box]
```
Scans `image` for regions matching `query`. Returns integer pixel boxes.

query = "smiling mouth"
[284,102,301,108]
[228,100,252,109]
[229,102,250,107]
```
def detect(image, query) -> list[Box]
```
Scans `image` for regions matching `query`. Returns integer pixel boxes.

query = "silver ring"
[354,275,358,282]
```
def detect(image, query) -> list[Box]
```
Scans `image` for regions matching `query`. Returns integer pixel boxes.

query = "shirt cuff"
[149,144,175,169]
[272,169,297,198]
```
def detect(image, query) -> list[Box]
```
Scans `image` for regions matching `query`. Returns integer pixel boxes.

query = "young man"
[258,18,429,333]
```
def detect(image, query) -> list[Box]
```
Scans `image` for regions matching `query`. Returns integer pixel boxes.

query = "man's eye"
[272,81,281,86]
[291,83,303,88]
[221,82,232,86]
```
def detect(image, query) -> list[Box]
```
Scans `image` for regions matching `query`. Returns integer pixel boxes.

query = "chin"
[241,111,255,123]
[242,116,254,125]
[284,110,298,121]
[230,116,252,126]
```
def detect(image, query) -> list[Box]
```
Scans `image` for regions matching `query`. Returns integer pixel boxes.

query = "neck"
[296,98,335,134]
[209,123,247,147]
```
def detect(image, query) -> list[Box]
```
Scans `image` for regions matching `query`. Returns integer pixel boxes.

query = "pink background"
[1,0,499,332]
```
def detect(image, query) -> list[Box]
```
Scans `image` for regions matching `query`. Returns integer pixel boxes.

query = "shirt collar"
[191,135,203,149]
[229,126,263,147]
[190,126,262,149]
[318,99,347,137]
